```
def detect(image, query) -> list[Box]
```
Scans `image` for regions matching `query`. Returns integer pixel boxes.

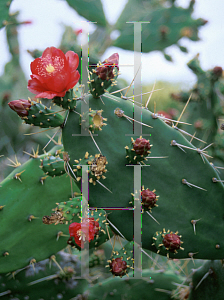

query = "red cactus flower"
[8,99,31,117]
[163,233,181,252]
[27,46,80,99]
[69,218,97,248]
[109,257,127,276]
[95,53,119,81]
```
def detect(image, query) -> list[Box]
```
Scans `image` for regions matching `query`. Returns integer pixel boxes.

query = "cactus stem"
[191,219,202,235]
[182,179,207,191]
[6,156,21,168]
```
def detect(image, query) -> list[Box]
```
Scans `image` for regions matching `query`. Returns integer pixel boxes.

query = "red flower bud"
[95,53,119,81]
[8,99,31,117]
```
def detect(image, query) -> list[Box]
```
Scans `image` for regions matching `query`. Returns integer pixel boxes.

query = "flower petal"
[65,51,79,70]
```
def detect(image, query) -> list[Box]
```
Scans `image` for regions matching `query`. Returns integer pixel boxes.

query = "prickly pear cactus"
[171,55,224,162]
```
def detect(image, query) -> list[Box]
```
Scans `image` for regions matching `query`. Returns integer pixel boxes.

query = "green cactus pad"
[23,99,64,128]
[89,65,118,98]
[87,268,184,300]
[189,260,224,300]
[0,251,88,300]
[63,93,224,260]
[52,88,77,110]
[0,146,80,273]
[40,155,65,177]
[43,197,82,225]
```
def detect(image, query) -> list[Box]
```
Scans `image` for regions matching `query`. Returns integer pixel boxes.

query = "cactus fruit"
[107,242,134,277]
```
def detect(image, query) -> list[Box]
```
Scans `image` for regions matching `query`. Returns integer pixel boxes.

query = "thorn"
[175,93,192,127]
[146,211,160,224]
[6,156,21,168]
[172,126,206,143]
[43,128,61,150]
[182,179,207,191]
[191,219,202,235]
[14,170,25,182]
[96,180,112,193]
[56,231,69,241]
[29,258,36,271]
[188,252,199,265]
[28,215,39,222]
[40,176,48,185]
[24,127,54,135]
[50,255,65,275]
[106,218,125,239]
[89,131,102,154]
[195,268,214,290]
[212,178,224,183]
[145,80,156,108]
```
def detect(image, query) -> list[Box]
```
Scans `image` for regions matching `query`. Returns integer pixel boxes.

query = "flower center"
[46,64,55,73]
[77,229,86,241]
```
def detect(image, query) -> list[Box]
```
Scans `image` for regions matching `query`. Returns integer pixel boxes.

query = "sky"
[0,0,224,88]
